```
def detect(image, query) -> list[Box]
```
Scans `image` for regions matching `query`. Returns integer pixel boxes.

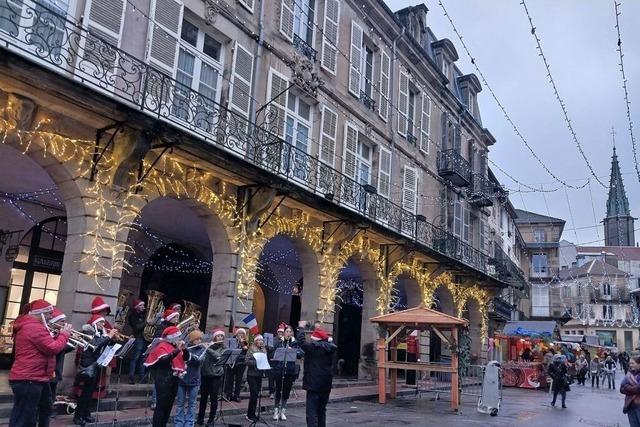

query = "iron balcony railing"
[488,297,512,321]
[437,149,471,187]
[469,173,493,207]
[293,34,317,61]
[0,0,501,281]
[359,90,376,111]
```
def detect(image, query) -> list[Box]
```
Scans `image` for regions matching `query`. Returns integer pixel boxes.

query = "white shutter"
[420,93,431,153]
[343,123,358,179]
[348,21,363,97]
[463,206,471,243]
[397,70,409,136]
[402,166,417,214]
[238,0,254,12]
[321,0,340,74]
[229,42,254,118]
[378,147,392,198]
[266,69,289,137]
[146,0,184,74]
[378,50,391,121]
[279,0,295,41]
[320,106,338,166]
[83,0,125,47]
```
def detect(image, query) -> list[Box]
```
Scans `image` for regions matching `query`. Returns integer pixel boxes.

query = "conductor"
[297,322,337,427]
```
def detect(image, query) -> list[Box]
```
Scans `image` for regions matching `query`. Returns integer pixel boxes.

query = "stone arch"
[465,298,484,360]
[382,260,431,313]
[460,286,490,342]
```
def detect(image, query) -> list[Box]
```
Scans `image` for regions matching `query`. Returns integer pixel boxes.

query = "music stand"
[272,348,299,426]
[111,338,136,426]
[214,348,243,426]
[249,353,272,427]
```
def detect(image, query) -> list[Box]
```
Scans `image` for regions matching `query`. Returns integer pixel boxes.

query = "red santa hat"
[89,314,105,326]
[168,303,181,311]
[90,296,111,314]
[235,328,247,336]
[277,322,287,333]
[311,328,329,341]
[162,326,182,341]
[50,308,66,324]
[212,328,225,339]
[133,299,145,309]
[253,334,264,342]
[29,299,54,316]
[162,309,179,323]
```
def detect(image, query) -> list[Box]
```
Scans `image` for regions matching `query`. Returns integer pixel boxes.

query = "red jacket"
[9,315,70,382]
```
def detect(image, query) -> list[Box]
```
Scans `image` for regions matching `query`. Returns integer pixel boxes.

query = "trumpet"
[177,315,195,330]
[110,330,131,342]
[68,336,96,351]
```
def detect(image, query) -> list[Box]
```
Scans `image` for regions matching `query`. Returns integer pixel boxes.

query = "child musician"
[144,326,189,427]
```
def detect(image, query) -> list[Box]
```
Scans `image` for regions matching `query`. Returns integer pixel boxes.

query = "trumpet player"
[150,308,180,409]
[127,299,147,385]
[73,315,117,426]
[48,308,75,417]
[9,299,71,427]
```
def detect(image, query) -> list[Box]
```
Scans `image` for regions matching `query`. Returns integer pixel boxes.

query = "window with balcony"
[533,228,546,243]
[603,283,612,297]
[284,91,313,180]
[532,253,548,274]
[453,196,471,243]
[343,125,372,185]
[173,19,223,121]
[602,304,614,320]
[281,0,316,60]
[561,286,571,299]
[532,286,550,317]
[359,46,375,110]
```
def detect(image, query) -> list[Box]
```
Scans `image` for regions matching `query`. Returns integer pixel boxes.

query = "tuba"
[143,290,165,341]
[114,289,133,330]
[182,300,202,327]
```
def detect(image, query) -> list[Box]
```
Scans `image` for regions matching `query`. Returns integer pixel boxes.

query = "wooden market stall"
[370,305,468,411]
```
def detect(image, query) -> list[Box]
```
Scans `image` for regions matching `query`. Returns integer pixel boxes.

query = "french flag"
[242,313,259,334]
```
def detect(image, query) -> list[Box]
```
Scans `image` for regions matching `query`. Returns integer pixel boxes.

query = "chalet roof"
[577,245,640,261]
[558,258,629,279]
[370,305,467,328]
[514,209,565,225]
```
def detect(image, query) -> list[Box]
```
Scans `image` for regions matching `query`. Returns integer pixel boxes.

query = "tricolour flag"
[242,313,259,334]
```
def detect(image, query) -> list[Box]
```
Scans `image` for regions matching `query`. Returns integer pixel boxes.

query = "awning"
[501,321,558,338]
[560,335,584,343]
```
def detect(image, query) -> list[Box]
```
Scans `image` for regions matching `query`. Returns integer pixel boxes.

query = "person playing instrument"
[267,324,285,399]
[271,323,304,421]
[127,299,148,384]
[144,326,189,427]
[246,334,269,422]
[297,324,336,427]
[224,328,248,402]
[175,330,204,427]
[197,328,226,426]
[90,296,113,330]
[48,308,74,418]
[151,308,181,408]
[9,299,71,427]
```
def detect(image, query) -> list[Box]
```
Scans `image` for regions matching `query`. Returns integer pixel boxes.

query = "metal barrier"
[413,364,485,401]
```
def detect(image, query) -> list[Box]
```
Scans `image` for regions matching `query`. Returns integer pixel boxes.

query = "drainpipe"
[249,0,265,125]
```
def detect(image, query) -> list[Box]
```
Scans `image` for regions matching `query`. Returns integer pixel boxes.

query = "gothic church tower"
[604,146,635,246]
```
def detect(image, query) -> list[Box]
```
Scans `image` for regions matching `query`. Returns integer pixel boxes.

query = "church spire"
[606,144,630,217]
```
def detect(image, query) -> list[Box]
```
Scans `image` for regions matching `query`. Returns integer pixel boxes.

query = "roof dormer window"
[442,59,449,80]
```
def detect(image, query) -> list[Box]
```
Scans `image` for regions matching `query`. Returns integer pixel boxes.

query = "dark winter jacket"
[201,343,226,377]
[548,362,569,392]
[297,330,337,392]
[246,345,269,377]
[621,372,640,413]
[79,335,112,369]
[127,309,147,339]
[52,345,75,383]
[153,321,172,339]
[271,337,304,378]
[180,347,203,386]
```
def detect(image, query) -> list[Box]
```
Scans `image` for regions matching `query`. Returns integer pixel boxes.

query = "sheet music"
[227,337,237,349]
[263,333,274,348]
[253,352,271,370]
[97,344,121,367]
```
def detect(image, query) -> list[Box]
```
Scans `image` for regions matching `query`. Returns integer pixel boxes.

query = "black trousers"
[197,375,222,424]
[246,375,262,419]
[406,353,417,385]
[551,389,566,406]
[274,375,294,408]
[75,373,97,420]
[224,364,245,398]
[592,374,600,387]
[9,380,52,427]
[306,390,331,427]
[153,375,179,427]
[268,375,275,394]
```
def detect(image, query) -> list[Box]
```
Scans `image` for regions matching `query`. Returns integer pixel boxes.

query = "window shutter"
[402,166,417,214]
[420,93,431,153]
[378,50,391,121]
[146,0,184,74]
[463,205,471,243]
[238,0,254,12]
[441,111,449,149]
[397,70,409,136]
[266,69,289,137]
[321,0,340,74]
[378,147,392,198]
[320,106,338,166]
[454,123,462,151]
[229,42,254,118]
[279,0,295,41]
[348,21,363,97]
[83,0,126,46]
[343,123,358,179]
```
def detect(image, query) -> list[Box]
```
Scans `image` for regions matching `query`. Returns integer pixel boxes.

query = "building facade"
[0,0,522,381]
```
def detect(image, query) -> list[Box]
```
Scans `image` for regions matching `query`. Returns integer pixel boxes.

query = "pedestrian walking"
[575,355,588,385]
[605,355,617,390]
[591,356,602,388]
[620,355,640,427]
[549,354,569,408]
[620,351,630,374]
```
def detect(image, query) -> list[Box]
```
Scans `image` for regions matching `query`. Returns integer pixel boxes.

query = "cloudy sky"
[387,0,640,246]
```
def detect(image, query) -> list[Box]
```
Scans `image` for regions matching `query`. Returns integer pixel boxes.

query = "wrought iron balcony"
[490,246,527,289]
[406,132,417,145]
[293,34,317,61]
[360,90,376,111]
[437,149,471,187]
[488,297,513,321]
[469,173,493,207]
[0,0,505,284]
[529,266,559,279]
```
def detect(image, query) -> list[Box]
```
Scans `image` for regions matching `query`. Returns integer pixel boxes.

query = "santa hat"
[29,299,54,316]
[311,328,329,341]
[50,308,66,324]
[235,328,246,336]
[277,322,287,333]
[253,334,264,342]
[133,299,145,309]
[89,314,105,326]
[212,328,225,339]
[163,309,179,323]
[162,326,182,340]
[168,303,181,311]
[90,296,111,314]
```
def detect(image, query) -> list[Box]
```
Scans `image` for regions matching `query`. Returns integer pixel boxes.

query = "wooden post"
[377,337,386,404]
[451,327,460,411]
[390,336,398,398]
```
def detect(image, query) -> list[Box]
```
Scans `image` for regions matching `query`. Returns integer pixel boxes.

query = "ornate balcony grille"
[360,90,376,111]
[437,149,471,187]
[469,173,494,207]
[293,34,317,61]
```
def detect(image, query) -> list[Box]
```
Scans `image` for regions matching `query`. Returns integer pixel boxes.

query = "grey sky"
[387,0,640,245]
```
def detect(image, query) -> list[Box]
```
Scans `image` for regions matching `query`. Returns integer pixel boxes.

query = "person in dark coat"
[197,328,226,426]
[620,355,640,426]
[548,354,569,408]
[245,334,269,422]
[127,299,148,384]
[151,308,180,408]
[297,324,337,427]
[174,330,203,427]
[224,328,248,402]
[271,323,304,421]
[48,309,75,418]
